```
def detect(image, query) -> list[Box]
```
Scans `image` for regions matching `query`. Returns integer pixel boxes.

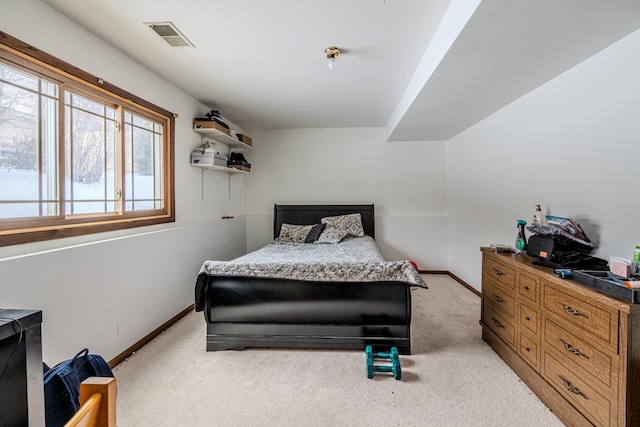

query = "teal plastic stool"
[365,345,401,380]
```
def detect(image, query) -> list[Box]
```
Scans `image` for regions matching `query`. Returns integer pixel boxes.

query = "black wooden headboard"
[273,204,375,240]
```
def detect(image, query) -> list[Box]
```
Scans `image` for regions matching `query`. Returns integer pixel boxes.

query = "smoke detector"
[145,21,194,47]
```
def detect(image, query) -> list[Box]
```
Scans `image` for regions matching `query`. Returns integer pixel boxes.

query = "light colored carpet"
[112,275,563,426]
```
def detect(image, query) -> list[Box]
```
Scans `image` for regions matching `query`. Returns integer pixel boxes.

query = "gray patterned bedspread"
[197,236,427,288]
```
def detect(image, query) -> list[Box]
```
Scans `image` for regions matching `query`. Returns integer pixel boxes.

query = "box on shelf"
[228,164,251,172]
[213,154,228,166]
[237,134,253,147]
[191,152,228,166]
[227,159,251,168]
[193,119,229,134]
[195,116,229,128]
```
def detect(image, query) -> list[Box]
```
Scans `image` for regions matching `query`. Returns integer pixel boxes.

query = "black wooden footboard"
[201,276,412,354]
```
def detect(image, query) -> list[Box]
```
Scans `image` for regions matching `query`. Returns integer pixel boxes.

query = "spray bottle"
[515,220,527,252]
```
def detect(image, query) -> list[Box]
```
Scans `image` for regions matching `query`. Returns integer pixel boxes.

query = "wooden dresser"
[480,247,640,427]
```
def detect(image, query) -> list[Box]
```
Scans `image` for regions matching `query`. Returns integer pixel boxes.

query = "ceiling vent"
[145,21,194,47]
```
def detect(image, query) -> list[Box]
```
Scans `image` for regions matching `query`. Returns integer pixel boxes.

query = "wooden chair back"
[63,377,116,427]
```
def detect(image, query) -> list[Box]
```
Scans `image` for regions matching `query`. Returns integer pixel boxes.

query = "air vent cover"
[145,21,194,47]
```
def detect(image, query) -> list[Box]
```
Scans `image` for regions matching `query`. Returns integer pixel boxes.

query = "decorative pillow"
[278,223,314,243]
[304,223,326,243]
[315,227,348,244]
[321,213,365,238]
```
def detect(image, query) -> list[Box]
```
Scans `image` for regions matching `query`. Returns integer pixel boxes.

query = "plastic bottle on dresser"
[532,204,545,226]
[634,245,640,274]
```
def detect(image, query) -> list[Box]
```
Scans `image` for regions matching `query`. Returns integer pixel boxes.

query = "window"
[0,32,175,246]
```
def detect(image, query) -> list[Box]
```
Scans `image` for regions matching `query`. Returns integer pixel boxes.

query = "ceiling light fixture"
[145,21,194,47]
[325,46,340,70]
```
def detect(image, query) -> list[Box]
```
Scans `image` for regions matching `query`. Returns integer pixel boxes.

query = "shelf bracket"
[201,168,205,200]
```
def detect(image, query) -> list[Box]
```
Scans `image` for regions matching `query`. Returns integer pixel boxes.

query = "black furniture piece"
[0,309,45,426]
[195,204,413,354]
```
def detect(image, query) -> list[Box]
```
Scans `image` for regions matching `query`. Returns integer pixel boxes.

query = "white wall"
[243,127,449,270]
[447,28,640,290]
[0,0,247,364]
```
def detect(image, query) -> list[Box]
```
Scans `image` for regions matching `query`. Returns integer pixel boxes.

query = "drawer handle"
[523,285,530,291]
[492,294,504,303]
[491,318,504,329]
[524,316,530,321]
[492,268,504,276]
[559,376,587,399]
[524,347,530,352]
[560,339,589,359]
[562,304,589,318]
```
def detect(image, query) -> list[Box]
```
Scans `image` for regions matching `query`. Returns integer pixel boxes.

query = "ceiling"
[41,0,640,141]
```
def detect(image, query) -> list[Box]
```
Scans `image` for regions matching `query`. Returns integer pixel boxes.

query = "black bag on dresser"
[527,235,608,271]
[527,235,555,260]
[43,348,114,427]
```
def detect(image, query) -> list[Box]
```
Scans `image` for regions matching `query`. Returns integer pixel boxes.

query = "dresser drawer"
[518,271,540,307]
[484,306,516,348]
[519,333,539,369]
[485,279,516,319]
[543,280,617,347]
[485,257,516,289]
[543,351,614,427]
[519,303,539,337]
[544,318,615,390]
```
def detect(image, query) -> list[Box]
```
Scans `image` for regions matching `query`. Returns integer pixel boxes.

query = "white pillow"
[321,213,365,238]
[315,227,348,244]
[278,223,314,243]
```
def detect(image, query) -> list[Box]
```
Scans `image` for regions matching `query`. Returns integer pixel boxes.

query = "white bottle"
[532,204,544,227]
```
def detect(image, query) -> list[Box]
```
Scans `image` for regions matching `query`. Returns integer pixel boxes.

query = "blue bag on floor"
[43,348,114,427]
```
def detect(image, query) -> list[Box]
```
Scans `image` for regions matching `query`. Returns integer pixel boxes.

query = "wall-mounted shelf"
[193,127,252,150]
[193,120,252,199]
[191,163,249,175]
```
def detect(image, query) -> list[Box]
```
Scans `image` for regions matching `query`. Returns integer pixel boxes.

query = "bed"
[194,204,426,354]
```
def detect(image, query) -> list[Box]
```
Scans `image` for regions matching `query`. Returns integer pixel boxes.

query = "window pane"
[0,62,38,91]
[41,95,59,216]
[66,200,118,214]
[153,133,164,209]
[124,110,164,211]
[0,61,59,219]
[72,93,106,116]
[132,114,154,131]
[40,79,58,98]
[65,92,117,214]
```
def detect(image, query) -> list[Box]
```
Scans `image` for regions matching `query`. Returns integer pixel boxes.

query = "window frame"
[0,31,175,247]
